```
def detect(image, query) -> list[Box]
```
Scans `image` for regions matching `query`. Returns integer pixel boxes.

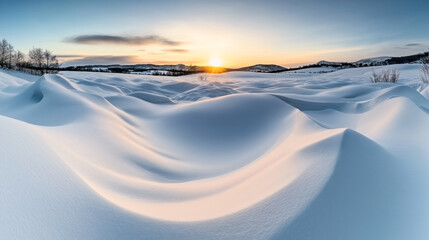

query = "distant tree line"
[422,55,429,84]
[0,38,59,75]
[387,52,429,65]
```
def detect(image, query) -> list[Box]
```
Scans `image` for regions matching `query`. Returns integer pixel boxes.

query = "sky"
[1,0,429,68]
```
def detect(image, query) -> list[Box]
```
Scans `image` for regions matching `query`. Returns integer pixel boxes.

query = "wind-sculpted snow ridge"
[1,64,429,240]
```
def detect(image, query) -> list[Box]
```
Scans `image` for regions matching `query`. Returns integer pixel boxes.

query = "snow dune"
[1,64,429,239]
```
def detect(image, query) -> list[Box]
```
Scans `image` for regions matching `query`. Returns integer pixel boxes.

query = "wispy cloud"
[65,34,181,46]
[61,55,199,67]
[405,43,422,47]
[61,55,141,66]
[163,48,189,53]
[145,48,189,55]
[396,43,424,49]
[57,54,87,58]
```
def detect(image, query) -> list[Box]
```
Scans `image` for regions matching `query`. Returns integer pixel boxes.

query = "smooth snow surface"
[1,64,429,239]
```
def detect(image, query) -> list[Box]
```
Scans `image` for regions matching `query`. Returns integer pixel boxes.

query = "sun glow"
[209,58,222,67]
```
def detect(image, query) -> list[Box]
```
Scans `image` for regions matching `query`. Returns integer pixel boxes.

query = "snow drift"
[1,64,429,239]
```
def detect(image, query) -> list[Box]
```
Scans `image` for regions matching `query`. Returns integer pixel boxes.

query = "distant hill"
[354,56,392,66]
[317,60,348,66]
[237,64,287,73]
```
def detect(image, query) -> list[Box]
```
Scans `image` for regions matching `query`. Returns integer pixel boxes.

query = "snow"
[1,64,429,239]
[354,56,392,65]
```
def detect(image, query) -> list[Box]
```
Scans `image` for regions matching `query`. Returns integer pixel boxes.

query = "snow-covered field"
[1,64,429,239]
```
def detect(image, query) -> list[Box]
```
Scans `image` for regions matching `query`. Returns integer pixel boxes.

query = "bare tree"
[28,48,44,74]
[0,39,59,75]
[421,55,429,84]
[6,43,14,69]
[43,50,59,71]
[14,50,25,70]
[28,48,60,74]
[0,39,8,68]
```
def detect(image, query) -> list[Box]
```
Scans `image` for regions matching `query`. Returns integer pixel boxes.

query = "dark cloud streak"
[65,34,181,46]
[57,54,87,58]
[163,48,189,53]
[405,43,422,47]
[61,55,140,66]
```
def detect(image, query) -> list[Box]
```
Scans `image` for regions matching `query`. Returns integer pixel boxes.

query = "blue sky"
[1,0,428,67]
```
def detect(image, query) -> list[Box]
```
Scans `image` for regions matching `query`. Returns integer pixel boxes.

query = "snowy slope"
[237,64,287,73]
[1,64,429,239]
[316,56,392,68]
[317,60,346,66]
[354,56,392,65]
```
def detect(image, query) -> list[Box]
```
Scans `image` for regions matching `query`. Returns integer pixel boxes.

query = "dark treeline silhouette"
[422,55,429,84]
[61,64,216,76]
[387,52,429,65]
[0,38,60,75]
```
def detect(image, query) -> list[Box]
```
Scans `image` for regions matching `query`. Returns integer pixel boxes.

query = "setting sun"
[209,58,222,67]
